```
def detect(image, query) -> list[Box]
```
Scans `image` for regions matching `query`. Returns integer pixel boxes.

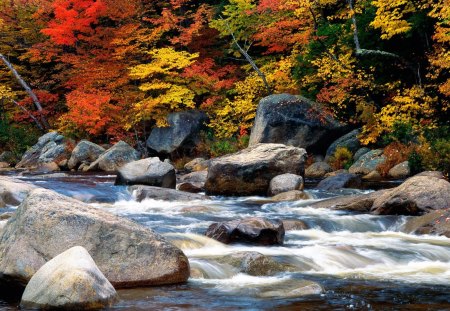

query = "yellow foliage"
[0,85,15,99]
[371,0,417,39]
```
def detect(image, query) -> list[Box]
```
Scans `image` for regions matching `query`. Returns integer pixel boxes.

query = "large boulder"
[115,157,176,188]
[16,132,72,170]
[87,141,140,172]
[147,111,208,155]
[20,246,117,310]
[353,147,371,161]
[0,189,189,290]
[371,176,450,215]
[68,140,105,170]
[0,177,37,207]
[348,149,386,175]
[402,209,450,237]
[249,94,346,153]
[205,143,307,196]
[205,217,285,245]
[305,162,332,179]
[268,173,304,196]
[325,129,361,160]
[388,161,411,179]
[184,158,209,172]
[130,185,209,202]
[316,173,362,190]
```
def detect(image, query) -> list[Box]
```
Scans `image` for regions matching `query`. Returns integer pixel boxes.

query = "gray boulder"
[205,143,307,196]
[205,217,285,245]
[130,185,209,202]
[402,208,450,237]
[184,158,209,172]
[115,157,176,188]
[348,149,386,175]
[20,246,117,310]
[249,94,346,153]
[305,162,333,179]
[353,147,371,161]
[147,111,207,155]
[0,176,37,207]
[68,140,105,170]
[325,129,361,159]
[268,173,304,196]
[87,141,140,172]
[316,173,362,190]
[0,189,189,290]
[388,161,411,179]
[414,171,445,179]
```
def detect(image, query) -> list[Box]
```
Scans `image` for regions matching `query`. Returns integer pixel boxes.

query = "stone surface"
[179,171,208,184]
[268,173,304,196]
[271,190,310,202]
[130,185,209,202]
[87,141,140,172]
[205,143,307,196]
[371,176,450,215]
[316,173,362,190]
[353,147,371,161]
[249,94,346,153]
[205,217,285,245]
[402,209,450,237]
[216,252,293,276]
[388,161,411,179]
[68,140,105,170]
[362,170,382,181]
[147,111,207,155]
[20,246,117,310]
[258,279,323,298]
[0,189,189,290]
[0,177,37,207]
[413,171,445,179]
[16,132,72,169]
[325,129,361,159]
[0,162,10,169]
[177,183,203,193]
[310,191,388,213]
[282,219,309,231]
[184,158,209,172]
[305,162,332,179]
[349,149,386,175]
[115,157,176,188]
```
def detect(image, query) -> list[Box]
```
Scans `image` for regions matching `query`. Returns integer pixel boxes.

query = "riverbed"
[1,172,449,310]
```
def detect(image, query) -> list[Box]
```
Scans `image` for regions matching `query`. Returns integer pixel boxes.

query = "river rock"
[184,158,209,172]
[0,162,9,169]
[353,147,370,161]
[20,246,117,310]
[205,217,285,245]
[362,170,382,181]
[268,173,304,196]
[217,252,292,276]
[413,171,445,179]
[68,140,105,170]
[371,176,450,215]
[0,188,189,290]
[205,143,307,196]
[305,162,332,179]
[325,129,361,159]
[258,279,323,298]
[271,190,310,202]
[130,185,209,202]
[179,171,208,184]
[388,161,410,179]
[316,173,362,190]
[310,191,386,212]
[0,176,37,207]
[249,94,346,153]
[87,141,140,172]
[282,219,309,231]
[115,157,176,188]
[147,111,207,155]
[177,183,203,193]
[348,149,386,175]
[16,132,72,170]
[402,209,450,237]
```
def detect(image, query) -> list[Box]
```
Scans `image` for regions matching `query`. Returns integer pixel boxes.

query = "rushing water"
[1,172,450,310]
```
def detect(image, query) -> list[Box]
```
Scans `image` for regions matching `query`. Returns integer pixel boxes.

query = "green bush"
[0,120,39,158]
[381,121,417,145]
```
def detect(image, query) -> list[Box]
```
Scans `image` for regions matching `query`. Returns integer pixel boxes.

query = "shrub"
[196,131,249,158]
[0,120,40,158]
[381,121,417,145]
[328,147,353,170]
[377,142,414,177]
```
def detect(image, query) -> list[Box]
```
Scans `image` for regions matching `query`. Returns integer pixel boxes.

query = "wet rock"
[353,147,371,161]
[258,279,323,298]
[87,141,140,172]
[402,208,450,237]
[147,111,207,155]
[388,161,410,179]
[216,252,293,276]
[362,170,382,181]
[414,171,446,180]
[325,129,361,160]
[16,132,72,170]
[184,158,209,172]
[179,171,208,184]
[0,189,190,290]
[371,176,450,215]
[0,162,10,169]
[0,212,14,220]
[249,94,346,153]
[0,176,37,207]
[68,140,105,170]
[316,173,362,190]
[205,217,285,245]
[130,185,209,202]
[271,190,310,202]
[36,161,60,173]
[115,157,176,188]
[177,182,203,193]
[268,173,304,196]
[179,206,219,214]
[310,191,387,213]
[305,162,333,179]
[205,143,307,196]
[324,169,348,177]
[282,219,309,231]
[20,246,117,310]
[349,149,386,175]
[164,233,224,250]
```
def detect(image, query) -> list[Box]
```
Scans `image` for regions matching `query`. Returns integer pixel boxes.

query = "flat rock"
[130,185,209,202]
[20,246,117,310]
[316,173,362,190]
[402,209,450,237]
[271,190,310,202]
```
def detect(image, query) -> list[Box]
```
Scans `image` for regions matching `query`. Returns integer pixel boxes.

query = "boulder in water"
[184,158,209,172]
[305,162,333,179]
[268,173,304,196]
[0,176,37,207]
[388,161,411,179]
[68,140,105,170]
[20,246,117,310]
[402,208,450,237]
[130,185,209,202]
[271,190,310,202]
[316,173,362,190]
[87,141,140,172]
[282,219,309,231]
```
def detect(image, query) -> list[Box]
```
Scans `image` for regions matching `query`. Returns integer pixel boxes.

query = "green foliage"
[381,122,417,145]
[408,150,423,175]
[0,119,39,158]
[197,130,249,158]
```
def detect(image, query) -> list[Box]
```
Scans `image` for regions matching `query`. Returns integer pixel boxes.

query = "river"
[1,172,449,310]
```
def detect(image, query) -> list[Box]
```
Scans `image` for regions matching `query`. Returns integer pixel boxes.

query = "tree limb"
[11,99,45,131]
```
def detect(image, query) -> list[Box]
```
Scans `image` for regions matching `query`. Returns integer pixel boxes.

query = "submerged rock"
[20,246,117,310]
[205,217,285,245]
[130,185,209,202]
[87,141,140,172]
[268,173,304,196]
[402,209,450,237]
[258,279,323,298]
[216,252,293,276]
[0,189,190,290]
[282,219,309,231]
[68,140,105,170]
[205,143,307,196]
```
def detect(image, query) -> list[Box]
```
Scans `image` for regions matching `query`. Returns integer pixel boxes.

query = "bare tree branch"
[11,99,45,131]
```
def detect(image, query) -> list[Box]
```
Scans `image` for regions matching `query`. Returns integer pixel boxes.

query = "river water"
[1,173,449,310]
